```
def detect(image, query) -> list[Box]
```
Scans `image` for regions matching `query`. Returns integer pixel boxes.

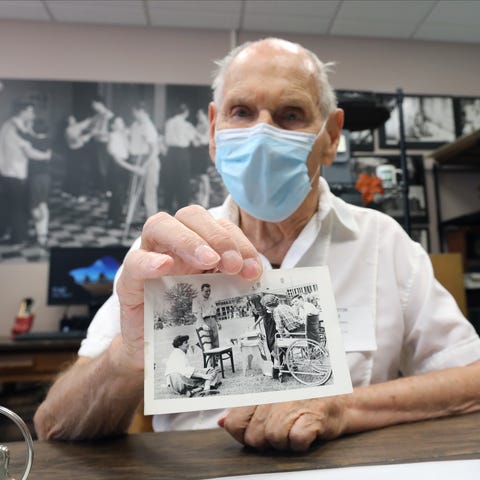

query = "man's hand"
[219,397,348,452]
[115,205,263,371]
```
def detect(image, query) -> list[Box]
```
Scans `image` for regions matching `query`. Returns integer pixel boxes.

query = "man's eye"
[232,107,250,118]
[285,112,298,120]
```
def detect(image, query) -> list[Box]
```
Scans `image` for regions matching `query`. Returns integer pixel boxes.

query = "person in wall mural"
[106,116,144,228]
[63,114,94,203]
[128,102,160,219]
[191,108,211,208]
[89,95,114,198]
[163,103,198,213]
[25,117,53,247]
[0,100,51,245]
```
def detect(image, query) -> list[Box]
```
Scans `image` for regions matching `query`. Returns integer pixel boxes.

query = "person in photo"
[165,335,221,397]
[192,283,221,349]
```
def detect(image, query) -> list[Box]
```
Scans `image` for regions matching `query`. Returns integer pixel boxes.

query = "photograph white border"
[144,266,352,415]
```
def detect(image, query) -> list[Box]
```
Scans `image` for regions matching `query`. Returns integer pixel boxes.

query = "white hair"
[211,37,337,119]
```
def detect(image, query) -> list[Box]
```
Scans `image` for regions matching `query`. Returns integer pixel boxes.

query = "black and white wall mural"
[0,79,227,262]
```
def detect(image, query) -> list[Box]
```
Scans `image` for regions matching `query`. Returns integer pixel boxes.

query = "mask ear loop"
[308,121,327,187]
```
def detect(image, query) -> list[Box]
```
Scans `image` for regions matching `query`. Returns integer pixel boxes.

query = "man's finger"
[216,219,263,280]
[221,406,257,446]
[116,249,174,307]
[176,206,261,278]
[141,210,221,271]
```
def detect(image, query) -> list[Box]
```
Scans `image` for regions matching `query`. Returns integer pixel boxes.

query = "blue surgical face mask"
[215,122,323,222]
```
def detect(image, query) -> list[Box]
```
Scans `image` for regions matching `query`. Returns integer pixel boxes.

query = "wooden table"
[4,412,480,479]
[0,336,80,383]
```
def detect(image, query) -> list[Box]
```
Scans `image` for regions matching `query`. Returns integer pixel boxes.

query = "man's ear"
[208,102,217,163]
[322,108,344,167]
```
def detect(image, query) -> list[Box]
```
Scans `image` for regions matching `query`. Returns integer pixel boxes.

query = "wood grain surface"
[4,412,480,479]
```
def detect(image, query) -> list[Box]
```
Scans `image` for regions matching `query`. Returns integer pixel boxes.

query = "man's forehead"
[231,40,315,75]
[223,43,319,101]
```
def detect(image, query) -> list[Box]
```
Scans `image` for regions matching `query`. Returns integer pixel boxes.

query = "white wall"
[0,20,479,334]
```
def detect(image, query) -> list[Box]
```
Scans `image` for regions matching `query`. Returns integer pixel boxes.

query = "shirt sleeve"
[400,242,480,375]
[78,293,121,358]
[78,238,140,358]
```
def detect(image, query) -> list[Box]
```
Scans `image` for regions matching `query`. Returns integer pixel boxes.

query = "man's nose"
[257,110,275,126]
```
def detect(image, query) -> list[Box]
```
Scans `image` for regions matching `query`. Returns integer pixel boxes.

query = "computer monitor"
[47,246,130,313]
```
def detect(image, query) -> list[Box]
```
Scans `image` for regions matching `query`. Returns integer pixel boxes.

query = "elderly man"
[35,37,480,451]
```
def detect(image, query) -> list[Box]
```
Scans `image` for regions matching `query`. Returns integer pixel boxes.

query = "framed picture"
[454,97,480,136]
[379,95,456,149]
[335,89,383,152]
[411,228,430,252]
[349,129,374,152]
[352,154,428,223]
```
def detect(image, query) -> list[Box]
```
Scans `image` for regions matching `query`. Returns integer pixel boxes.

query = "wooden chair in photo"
[195,327,235,378]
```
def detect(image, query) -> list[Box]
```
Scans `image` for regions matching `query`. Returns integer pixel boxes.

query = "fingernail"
[221,250,243,274]
[241,257,263,280]
[195,245,221,266]
[218,411,228,428]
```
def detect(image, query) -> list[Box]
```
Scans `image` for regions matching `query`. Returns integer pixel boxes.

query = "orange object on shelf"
[355,173,384,205]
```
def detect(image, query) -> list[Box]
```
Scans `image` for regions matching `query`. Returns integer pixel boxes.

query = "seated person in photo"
[34,37,480,452]
[165,335,221,397]
[261,294,303,371]
[291,294,322,345]
[261,294,303,336]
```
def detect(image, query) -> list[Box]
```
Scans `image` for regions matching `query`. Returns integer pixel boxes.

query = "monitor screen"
[47,246,130,307]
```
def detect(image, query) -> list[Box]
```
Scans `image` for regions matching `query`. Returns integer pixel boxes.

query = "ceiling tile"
[414,24,480,43]
[424,0,480,26]
[336,0,436,21]
[243,15,332,35]
[331,0,437,39]
[147,0,242,30]
[0,0,50,21]
[244,0,340,16]
[46,0,147,26]
[331,19,420,39]
[414,1,480,43]
[243,0,338,34]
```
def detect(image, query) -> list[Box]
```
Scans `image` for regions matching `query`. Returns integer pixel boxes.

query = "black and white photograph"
[379,95,455,149]
[0,78,227,263]
[353,155,428,222]
[454,97,480,136]
[349,129,374,152]
[144,267,352,415]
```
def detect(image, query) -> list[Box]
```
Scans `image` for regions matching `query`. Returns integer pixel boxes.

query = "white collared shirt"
[79,178,480,432]
[164,348,195,380]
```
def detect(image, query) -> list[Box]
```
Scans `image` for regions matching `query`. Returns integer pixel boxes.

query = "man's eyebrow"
[222,94,254,106]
